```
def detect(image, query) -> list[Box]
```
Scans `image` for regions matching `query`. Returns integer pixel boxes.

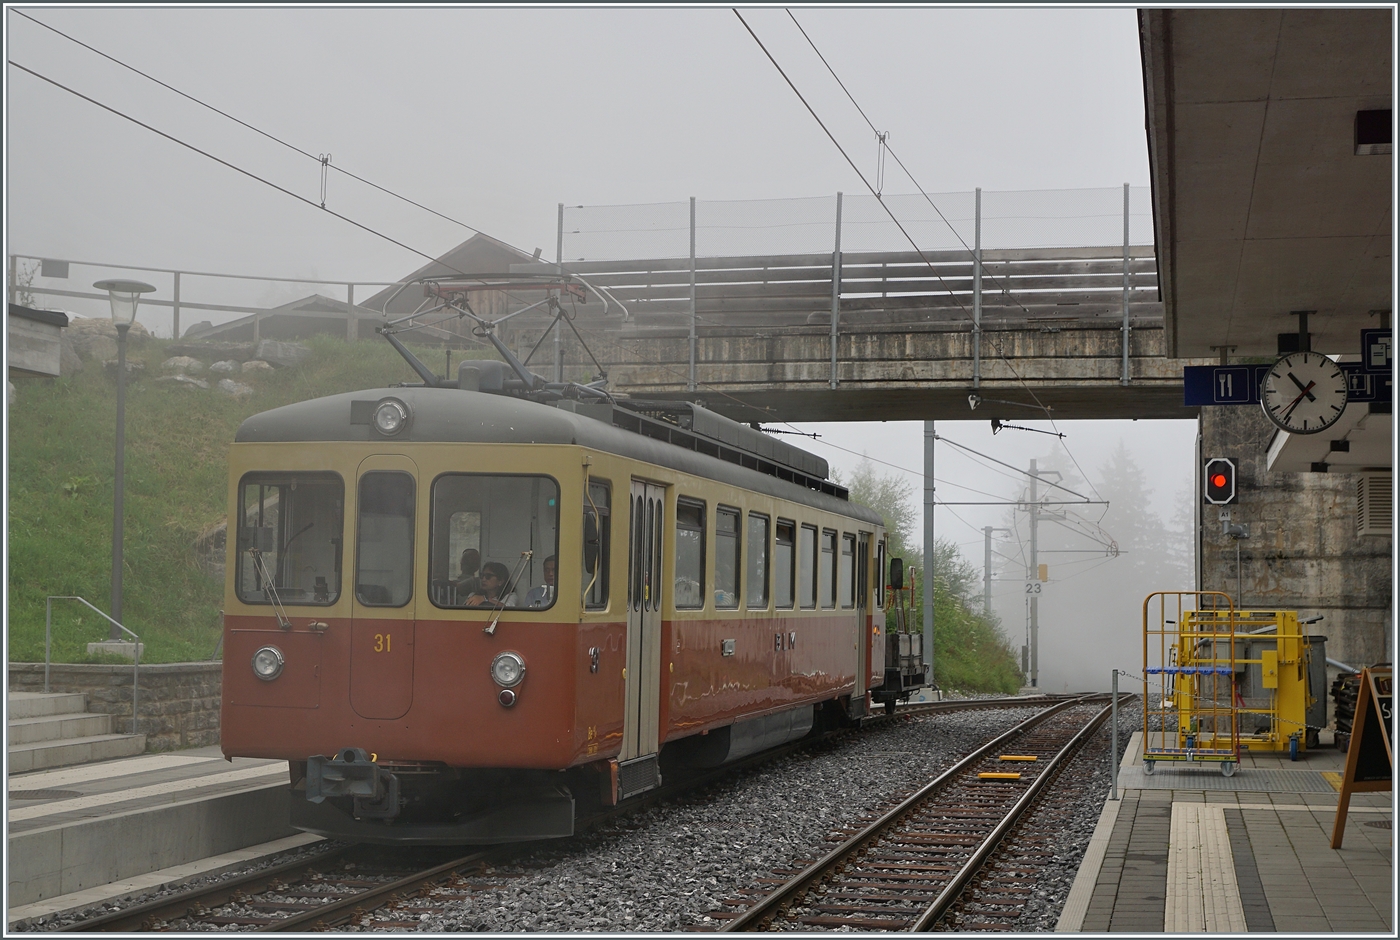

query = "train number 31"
[374,633,392,653]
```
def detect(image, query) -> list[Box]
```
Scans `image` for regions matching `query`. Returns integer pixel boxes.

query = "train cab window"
[876,539,887,609]
[715,507,740,609]
[428,474,560,609]
[775,519,796,609]
[746,513,770,610]
[356,471,415,607]
[840,533,856,608]
[799,524,817,609]
[820,529,837,608]
[675,499,706,609]
[583,481,610,610]
[236,472,343,607]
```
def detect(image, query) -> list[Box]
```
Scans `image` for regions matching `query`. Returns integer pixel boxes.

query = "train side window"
[715,506,740,609]
[775,519,796,609]
[840,533,856,608]
[583,481,610,610]
[427,474,560,609]
[236,472,343,607]
[356,471,415,607]
[675,498,706,609]
[799,524,817,609]
[820,529,837,608]
[746,513,770,610]
[876,539,886,608]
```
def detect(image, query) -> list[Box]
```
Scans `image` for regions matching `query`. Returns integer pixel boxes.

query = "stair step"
[7,693,89,721]
[8,714,114,745]
[8,734,148,774]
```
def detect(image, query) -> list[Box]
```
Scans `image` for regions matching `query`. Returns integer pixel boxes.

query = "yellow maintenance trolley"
[1143,592,1327,776]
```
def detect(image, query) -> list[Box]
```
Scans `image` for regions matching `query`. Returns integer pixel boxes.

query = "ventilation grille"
[1357,473,1392,537]
[617,754,661,800]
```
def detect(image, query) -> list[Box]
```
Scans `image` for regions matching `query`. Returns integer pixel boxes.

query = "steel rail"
[910,697,1120,931]
[57,694,1075,933]
[63,844,355,932]
[719,696,1091,932]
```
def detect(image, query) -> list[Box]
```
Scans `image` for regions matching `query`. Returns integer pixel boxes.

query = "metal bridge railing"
[45,595,142,736]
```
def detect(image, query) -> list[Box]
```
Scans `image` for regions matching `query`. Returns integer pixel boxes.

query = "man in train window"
[525,555,556,608]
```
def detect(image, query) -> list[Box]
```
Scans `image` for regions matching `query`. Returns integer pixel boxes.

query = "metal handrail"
[45,596,141,736]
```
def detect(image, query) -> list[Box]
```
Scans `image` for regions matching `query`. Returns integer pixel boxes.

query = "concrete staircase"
[7,692,146,773]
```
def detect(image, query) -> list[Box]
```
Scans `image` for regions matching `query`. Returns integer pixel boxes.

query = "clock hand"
[1287,371,1316,402]
[1281,381,1316,420]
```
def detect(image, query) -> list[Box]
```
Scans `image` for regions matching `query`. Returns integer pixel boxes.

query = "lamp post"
[94,279,156,639]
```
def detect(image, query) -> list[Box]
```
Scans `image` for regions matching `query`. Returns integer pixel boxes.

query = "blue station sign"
[1185,362,1392,407]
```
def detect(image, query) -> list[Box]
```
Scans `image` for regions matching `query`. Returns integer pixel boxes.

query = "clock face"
[1260,351,1349,434]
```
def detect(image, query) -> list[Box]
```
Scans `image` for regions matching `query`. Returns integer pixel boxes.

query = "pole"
[8,254,17,306]
[345,283,356,342]
[973,187,982,388]
[1028,458,1039,688]
[984,526,994,616]
[1121,182,1131,385]
[1237,538,1243,608]
[1111,668,1119,800]
[111,322,129,638]
[688,196,697,392]
[172,271,181,340]
[556,203,565,384]
[923,421,936,685]
[829,192,843,390]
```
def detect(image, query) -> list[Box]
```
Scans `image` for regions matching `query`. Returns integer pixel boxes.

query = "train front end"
[219,389,619,844]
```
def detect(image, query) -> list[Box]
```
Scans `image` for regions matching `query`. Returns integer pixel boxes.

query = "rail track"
[56,694,1080,933]
[713,695,1120,932]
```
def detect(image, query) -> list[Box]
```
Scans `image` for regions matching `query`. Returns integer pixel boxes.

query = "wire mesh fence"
[561,186,1154,262]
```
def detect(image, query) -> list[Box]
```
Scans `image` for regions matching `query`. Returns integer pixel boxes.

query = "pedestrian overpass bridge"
[500,243,1212,424]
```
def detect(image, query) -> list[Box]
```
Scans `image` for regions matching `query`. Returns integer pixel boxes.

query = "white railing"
[45,595,142,735]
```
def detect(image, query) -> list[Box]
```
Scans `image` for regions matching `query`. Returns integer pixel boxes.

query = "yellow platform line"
[1321,771,1343,792]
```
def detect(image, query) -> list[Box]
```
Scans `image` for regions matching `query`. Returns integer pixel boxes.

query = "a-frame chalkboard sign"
[1331,667,1392,849]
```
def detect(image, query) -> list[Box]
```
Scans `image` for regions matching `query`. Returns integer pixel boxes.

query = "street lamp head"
[93,279,156,326]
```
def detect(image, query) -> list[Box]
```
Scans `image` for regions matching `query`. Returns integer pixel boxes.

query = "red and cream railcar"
[221,384,892,843]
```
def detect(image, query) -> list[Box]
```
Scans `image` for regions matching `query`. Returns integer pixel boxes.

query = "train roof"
[235,388,884,526]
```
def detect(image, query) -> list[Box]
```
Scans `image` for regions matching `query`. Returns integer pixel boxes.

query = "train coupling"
[305,748,401,819]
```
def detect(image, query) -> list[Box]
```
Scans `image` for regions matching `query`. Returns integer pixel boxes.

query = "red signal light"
[1211,473,1227,488]
[1204,457,1237,505]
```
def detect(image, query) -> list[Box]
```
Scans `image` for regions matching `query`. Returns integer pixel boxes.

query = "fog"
[7,8,1191,689]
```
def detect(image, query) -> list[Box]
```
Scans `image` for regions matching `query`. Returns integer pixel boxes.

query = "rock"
[59,336,83,375]
[102,359,146,377]
[193,518,227,580]
[254,339,311,368]
[166,339,255,359]
[209,360,239,374]
[162,355,205,374]
[156,374,210,390]
[217,378,254,398]
[241,359,274,373]
[66,316,152,361]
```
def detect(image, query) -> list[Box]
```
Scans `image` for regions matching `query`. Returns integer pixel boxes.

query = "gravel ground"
[364,704,1058,933]
[20,695,1143,934]
[948,698,1143,932]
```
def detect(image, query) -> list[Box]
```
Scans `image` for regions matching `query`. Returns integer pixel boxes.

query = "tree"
[837,459,921,569]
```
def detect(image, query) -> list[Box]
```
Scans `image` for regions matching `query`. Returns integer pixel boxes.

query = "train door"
[621,481,665,790]
[349,455,418,720]
[851,532,868,711]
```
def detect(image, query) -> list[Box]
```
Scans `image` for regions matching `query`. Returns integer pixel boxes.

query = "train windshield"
[429,474,560,610]
[236,472,344,606]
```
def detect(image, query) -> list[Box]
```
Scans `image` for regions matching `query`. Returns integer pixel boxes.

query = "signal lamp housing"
[1204,457,1238,505]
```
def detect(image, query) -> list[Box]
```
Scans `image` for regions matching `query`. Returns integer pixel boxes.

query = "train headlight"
[372,398,411,436]
[490,651,526,688]
[251,646,285,681]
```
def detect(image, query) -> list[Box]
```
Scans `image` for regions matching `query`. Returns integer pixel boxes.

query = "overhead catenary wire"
[781,7,1106,502]
[8,9,534,260]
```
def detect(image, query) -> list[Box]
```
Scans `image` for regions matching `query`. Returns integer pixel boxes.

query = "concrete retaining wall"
[8,662,222,751]
[1199,406,1393,670]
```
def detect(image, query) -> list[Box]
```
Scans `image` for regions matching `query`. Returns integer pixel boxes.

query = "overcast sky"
[6,6,1194,688]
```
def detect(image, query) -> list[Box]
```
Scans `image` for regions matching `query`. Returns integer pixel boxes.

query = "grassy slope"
[7,335,470,663]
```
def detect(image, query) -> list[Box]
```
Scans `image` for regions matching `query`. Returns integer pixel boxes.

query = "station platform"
[7,744,309,923]
[1058,732,1393,933]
